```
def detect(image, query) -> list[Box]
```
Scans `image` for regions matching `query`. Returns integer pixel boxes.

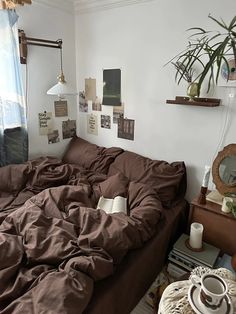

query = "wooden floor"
[131,296,153,314]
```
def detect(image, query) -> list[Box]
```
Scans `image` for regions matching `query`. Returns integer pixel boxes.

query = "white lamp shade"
[47,81,77,96]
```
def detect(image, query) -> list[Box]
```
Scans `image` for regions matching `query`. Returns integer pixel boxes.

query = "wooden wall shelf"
[166,96,221,107]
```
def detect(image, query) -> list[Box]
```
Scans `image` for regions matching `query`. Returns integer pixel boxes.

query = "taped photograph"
[101,115,111,129]
[113,102,124,124]
[62,119,76,139]
[87,114,98,135]
[103,69,121,106]
[48,130,60,144]
[118,118,135,141]
[92,97,102,111]
[79,91,88,112]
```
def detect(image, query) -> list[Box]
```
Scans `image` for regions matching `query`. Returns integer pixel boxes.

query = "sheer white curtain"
[0,10,28,166]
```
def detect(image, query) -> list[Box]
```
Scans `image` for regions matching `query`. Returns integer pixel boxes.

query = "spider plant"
[167,15,236,96]
[226,200,236,218]
[171,61,194,83]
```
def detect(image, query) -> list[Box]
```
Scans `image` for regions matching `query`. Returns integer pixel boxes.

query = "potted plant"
[224,192,236,217]
[226,200,236,217]
[167,15,236,97]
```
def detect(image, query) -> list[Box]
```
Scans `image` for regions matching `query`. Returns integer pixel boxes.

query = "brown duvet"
[0,157,163,313]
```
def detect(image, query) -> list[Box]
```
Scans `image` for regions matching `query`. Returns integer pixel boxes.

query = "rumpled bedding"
[0,157,162,313]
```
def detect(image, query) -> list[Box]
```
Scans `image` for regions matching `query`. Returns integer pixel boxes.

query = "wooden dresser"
[188,197,236,256]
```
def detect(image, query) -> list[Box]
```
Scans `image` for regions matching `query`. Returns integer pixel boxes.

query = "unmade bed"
[0,136,187,313]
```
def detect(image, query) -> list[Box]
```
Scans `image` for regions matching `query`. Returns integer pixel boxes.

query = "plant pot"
[187,82,199,100]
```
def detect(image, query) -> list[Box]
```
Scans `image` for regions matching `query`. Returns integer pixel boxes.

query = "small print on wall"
[79,91,88,112]
[48,130,60,144]
[118,118,135,141]
[85,78,96,101]
[38,111,53,135]
[113,103,124,124]
[54,100,68,117]
[101,115,111,129]
[62,119,76,139]
[103,68,121,106]
[92,97,102,111]
[87,114,98,135]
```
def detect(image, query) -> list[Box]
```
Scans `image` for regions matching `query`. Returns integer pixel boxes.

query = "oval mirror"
[219,156,236,185]
[212,144,236,195]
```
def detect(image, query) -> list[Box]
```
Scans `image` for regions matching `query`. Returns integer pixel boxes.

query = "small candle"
[221,197,233,213]
[202,165,211,188]
[189,222,204,249]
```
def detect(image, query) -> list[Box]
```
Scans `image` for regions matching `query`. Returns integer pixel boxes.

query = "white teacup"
[191,273,228,310]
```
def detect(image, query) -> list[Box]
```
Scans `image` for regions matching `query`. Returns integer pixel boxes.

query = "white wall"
[17,3,77,158]
[75,0,236,201]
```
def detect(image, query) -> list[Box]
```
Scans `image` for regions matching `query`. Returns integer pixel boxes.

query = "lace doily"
[158,267,236,314]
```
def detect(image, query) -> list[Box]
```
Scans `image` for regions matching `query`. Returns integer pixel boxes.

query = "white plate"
[188,284,233,314]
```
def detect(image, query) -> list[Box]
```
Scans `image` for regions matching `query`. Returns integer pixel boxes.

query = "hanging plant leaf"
[208,14,229,30]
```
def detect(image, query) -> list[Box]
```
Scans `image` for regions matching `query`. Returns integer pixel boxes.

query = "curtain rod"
[19,30,62,64]
[0,0,32,10]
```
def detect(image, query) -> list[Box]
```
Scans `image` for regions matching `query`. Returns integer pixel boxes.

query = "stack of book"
[216,254,236,273]
[167,234,220,278]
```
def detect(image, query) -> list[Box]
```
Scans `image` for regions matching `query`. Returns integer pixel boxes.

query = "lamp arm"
[18,30,63,64]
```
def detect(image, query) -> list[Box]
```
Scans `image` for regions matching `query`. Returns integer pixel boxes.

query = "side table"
[158,267,236,314]
[188,197,236,255]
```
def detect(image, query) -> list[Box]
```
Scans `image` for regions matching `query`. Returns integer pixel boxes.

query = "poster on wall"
[62,119,77,139]
[85,78,96,101]
[113,102,124,123]
[92,97,102,111]
[101,115,111,129]
[87,114,98,135]
[38,111,53,135]
[54,100,68,117]
[48,130,60,144]
[118,118,135,141]
[102,69,121,106]
[79,91,88,112]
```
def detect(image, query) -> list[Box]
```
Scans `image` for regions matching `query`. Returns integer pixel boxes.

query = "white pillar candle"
[202,165,211,188]
[189,222,204,249]
[221,197,233,213]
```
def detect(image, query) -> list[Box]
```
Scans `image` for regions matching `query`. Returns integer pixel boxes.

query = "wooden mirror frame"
[212,143,236,195]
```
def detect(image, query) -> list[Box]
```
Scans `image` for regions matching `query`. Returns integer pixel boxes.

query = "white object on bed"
[97,196,127,215]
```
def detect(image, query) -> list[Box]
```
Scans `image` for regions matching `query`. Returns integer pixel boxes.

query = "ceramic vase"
[187,82,199,100]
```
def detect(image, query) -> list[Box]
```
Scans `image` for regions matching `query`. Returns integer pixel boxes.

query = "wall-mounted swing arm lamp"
[19,30,77,98]
[47,41,78,97]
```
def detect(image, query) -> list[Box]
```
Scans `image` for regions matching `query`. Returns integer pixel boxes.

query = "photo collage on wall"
[38,99,77,145]
[80,68,135,141]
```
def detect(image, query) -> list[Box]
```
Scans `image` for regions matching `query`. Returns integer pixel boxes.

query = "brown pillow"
[99,172,129,199]
[108,151,186,207]
[63,136,123,174]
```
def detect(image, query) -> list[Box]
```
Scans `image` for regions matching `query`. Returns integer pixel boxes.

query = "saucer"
[188,284,233,314]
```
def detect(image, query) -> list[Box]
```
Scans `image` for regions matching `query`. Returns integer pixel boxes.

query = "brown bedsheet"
[0,157,163,313]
